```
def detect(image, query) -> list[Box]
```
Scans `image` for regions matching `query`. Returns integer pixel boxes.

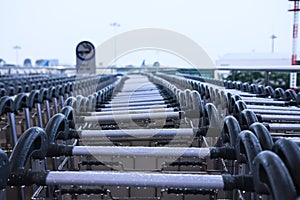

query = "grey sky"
[0,0,295,66]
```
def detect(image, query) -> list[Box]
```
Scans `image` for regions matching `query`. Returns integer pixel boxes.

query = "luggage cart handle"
[9,127,48,185]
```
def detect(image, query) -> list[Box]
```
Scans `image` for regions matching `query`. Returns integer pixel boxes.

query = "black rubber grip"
[80,160,121,167]
[167,188,215,195]
[167,161,206,167]
[60,188,108,195]
[222,174,254,191]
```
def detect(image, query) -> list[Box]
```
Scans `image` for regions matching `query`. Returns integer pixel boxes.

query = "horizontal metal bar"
[244,99,287,105]
[46,171,224,189]
[251,109,300,115]
[119,85,157,89]
[247,105,300,111]
[113,92,161,97]
[237,93,261,97]
[84,112,180,122]
[100,104,168,112]
[241,97,275,101]
[270,133,300,137]
[110,97,164,103]
[269,123,300,130]
[26,65,300,73]
[273,137,300,145]
[261,115,300,122]
[104,100,166,108]
[89,108,175,116]
[111,94,162,100]
[72,146,210,158]
[215,65,300,72]
[108,97,165,104]
[114,88,160,92]
[79,128,194,138]
[117,84,157,89]
[227,90,262,97]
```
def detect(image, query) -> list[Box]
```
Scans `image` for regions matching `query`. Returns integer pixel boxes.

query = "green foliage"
[225,71,299,89]
[226,71,264,84]
[268,72,289,89]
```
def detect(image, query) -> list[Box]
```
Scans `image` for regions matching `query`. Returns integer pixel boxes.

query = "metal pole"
[250,109,300,115]
[114,26,117,67]
[100,104,168,112]
[36,104,43,128]
[46,171,224,189]
[265,71,270,85]
[271,34,277,53]
[89,108,175,116]
[72,146,211,158]
[242,99,287,106]
[109,97,165,103]
[110,22,120,68]
[289,0,300,89]
[13,45,21,66]
[45,101,51,122]
[8,113,18,146]
[24,108,31,129]
[268,123,300,131]
[84,112,180,122]
[247,104,300,111]
[260,114,300,122]
[79,128,194,138]
[113,91,162,97]
[53,98,59,114]
[104,100,167,108]
[59,96,65,109]
[0,190,7,200]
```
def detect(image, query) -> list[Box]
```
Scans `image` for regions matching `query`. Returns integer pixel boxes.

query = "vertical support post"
[232,70,236,81]
[59,96,65,110]
[265,71,270,86]
[45,100,51,122]
[36,103,43,128]
[0,190,7,200]
[24,108,31,129]
[52,98,59,114]
[110,22,120,66]
[271,34,277,53]
[289,0,300,90]
[8,113,18,147]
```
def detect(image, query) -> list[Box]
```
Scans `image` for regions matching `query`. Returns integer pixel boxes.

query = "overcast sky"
[0,0,295,66]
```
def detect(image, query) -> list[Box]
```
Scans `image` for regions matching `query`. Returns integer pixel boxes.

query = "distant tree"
[225,71,299,89]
